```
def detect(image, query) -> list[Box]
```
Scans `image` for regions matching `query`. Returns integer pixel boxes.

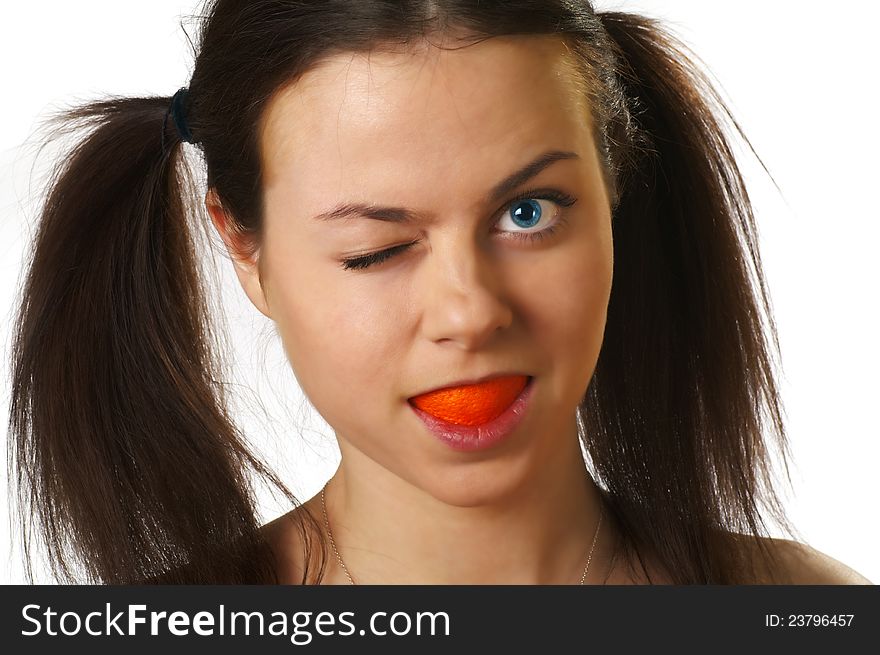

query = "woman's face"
[229,34,613,506]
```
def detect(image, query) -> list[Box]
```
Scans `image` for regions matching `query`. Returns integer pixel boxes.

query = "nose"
[418,238,514,350]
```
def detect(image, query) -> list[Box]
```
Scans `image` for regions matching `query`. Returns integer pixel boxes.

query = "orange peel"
[410,375,529,426]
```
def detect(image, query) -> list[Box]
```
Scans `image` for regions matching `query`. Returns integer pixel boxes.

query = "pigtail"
[582,12,797,583]
[7,97,302,584]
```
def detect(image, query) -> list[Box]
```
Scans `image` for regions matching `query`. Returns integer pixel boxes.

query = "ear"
[205,189,273,320]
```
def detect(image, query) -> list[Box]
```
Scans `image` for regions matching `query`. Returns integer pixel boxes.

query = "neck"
[322,418,608,584]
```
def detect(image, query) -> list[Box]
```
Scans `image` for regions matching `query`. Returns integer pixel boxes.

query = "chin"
[415,464,529,509]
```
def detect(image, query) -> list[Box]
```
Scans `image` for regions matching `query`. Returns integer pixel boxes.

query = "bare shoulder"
[260,499,326,585]
[749,537,872,585]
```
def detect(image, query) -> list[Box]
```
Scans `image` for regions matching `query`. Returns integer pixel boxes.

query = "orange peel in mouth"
[409,375,530,426]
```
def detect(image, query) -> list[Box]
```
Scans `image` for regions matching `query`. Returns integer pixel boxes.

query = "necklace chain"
[320,482,604,585]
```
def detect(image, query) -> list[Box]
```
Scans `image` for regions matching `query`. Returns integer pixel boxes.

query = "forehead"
[259,35,593,214]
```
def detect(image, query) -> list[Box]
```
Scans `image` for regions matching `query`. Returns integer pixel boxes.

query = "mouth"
[407,374,531,426]
[409,375,536,452]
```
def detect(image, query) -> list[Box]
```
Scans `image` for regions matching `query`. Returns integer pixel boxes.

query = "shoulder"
[748,537,872,585]
[260,500,327,585]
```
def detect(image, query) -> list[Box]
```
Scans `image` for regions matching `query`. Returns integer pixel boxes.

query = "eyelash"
[339,188,577,271]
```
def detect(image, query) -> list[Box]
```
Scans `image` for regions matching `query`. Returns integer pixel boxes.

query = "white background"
[1,1,877,584]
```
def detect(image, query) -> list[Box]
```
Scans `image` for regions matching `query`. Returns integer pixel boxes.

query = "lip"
[409,376,535,452]
[408,372,531,398]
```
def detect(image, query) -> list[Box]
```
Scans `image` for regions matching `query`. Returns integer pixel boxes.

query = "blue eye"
[499,196,558,234]
[510,198,542,228]
[340,188,577,271]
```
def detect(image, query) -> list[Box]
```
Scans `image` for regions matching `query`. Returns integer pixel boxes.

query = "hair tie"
[164,87,196,147]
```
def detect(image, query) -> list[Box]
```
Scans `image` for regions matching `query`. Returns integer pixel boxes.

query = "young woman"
[7,0,871,585]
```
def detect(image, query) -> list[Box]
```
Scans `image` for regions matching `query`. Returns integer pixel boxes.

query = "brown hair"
[8,0,796,584]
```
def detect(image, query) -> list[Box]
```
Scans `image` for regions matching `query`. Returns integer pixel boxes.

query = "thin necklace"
[320,482,604,585]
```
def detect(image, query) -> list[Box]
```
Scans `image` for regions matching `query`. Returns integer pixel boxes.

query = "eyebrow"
[311,149,580,223]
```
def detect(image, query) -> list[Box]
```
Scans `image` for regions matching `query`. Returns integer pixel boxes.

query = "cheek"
[270,265,404,410]
[527,233,612,383]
